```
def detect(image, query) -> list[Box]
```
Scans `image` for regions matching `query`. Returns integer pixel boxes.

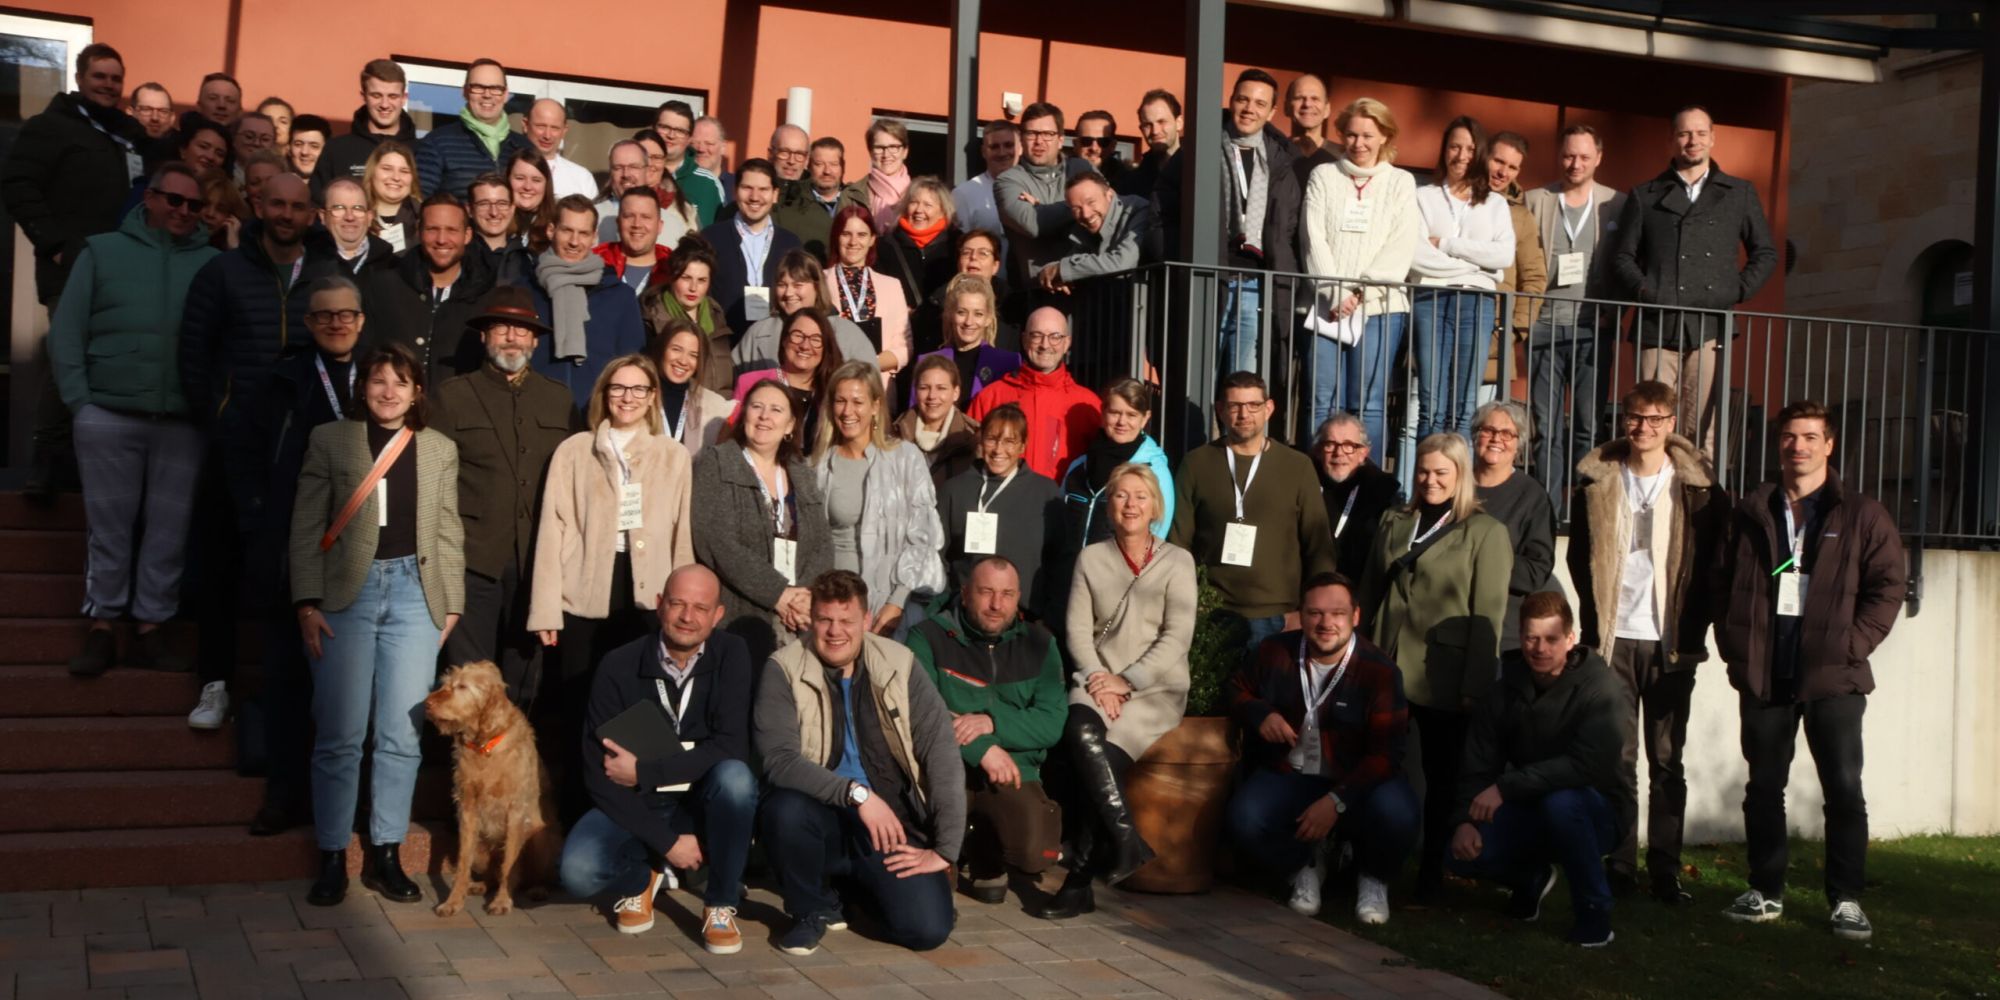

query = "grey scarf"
[536,250,602,362]
[1225,126,1269,251]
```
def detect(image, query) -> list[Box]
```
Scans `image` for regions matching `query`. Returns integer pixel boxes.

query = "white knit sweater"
[1409,184,1515,290]
[1302,158,1422,318]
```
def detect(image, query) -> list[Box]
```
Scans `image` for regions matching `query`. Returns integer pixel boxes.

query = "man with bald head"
[968,307,1101,479]
[1285,74,1333,161]
[526,98,597,200]
[559,563,758,953]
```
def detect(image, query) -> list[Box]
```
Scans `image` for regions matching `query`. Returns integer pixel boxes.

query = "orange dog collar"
[466,732,505,755]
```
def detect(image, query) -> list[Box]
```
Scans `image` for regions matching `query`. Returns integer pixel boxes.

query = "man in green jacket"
[48,162,217,678]
[906,556,1067,906]
[1448,591,1633,949]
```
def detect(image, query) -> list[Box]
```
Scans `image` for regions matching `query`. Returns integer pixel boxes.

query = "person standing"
[1468,401,1556,652]
[648,318,732,456]
[359,192,496,385]
[1169,372,1336,651]
[414,59,531,204]
[524,98,598,200]
[531,196,648,404]
[1408,116,1513,441]
[1310,413,1402,583]
[952,122,1020,251]
[966,308,1100,480]
[700,160,803,335]
[1608,106,1778,453]
[314,60,418,192]
[995,103,1091,301]
[894,354,982,492]
[1568,380,1728,904]
[1121,90,1181,200]
[1716,401,1905,942]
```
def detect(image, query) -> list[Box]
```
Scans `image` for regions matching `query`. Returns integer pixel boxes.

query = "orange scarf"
[899,215,949,249]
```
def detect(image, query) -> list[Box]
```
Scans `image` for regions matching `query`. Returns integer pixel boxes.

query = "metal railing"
[1062,262,2000,557]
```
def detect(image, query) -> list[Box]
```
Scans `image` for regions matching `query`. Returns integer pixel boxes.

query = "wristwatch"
[848,782,870,806]
[1328,792,1347,814]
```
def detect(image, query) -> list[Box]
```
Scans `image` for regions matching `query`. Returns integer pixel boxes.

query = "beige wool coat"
[527,423,694,630]
[1064,538,1197,761]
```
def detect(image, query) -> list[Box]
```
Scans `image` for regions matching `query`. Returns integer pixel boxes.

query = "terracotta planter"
[1122,715,1237,894]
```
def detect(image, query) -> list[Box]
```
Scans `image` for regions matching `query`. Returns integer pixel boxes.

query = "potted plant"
[1122,569,1245,893]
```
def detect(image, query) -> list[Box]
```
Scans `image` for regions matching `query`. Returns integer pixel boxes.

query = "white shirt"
[1680,165,1710,204]
[549,152,599,201]
[1613,464,1672,641]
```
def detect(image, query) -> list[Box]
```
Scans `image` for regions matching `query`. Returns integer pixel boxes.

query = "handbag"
[319,426,414,552]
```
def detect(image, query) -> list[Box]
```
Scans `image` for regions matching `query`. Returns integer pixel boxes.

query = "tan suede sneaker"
[613,870,665,934]
[703,905,743,954]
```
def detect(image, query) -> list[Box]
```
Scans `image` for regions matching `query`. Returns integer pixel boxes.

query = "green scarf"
[458,106,512,160]
[658,290,717,335]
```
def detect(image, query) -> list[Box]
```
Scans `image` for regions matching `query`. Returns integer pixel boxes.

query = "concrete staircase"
[0,492,447,891]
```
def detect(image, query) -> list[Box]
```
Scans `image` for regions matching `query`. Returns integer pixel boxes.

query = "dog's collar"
[465,731,505,755]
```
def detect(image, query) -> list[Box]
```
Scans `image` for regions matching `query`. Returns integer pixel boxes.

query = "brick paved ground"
[0,878,1504,1000]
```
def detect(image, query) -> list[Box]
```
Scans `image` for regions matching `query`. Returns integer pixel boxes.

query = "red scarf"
[899,215,949,249]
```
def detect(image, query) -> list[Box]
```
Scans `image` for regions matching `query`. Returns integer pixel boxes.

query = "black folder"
[595,700,684,762]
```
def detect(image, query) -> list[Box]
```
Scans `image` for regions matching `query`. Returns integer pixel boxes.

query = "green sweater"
[906,594,1067,782]
[47,205,217,416]
[1169,439,1337,617]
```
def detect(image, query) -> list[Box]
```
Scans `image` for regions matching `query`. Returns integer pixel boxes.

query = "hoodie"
[312,106,419,196]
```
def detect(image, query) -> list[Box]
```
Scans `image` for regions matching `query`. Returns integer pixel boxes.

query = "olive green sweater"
[1169,439,1336,617]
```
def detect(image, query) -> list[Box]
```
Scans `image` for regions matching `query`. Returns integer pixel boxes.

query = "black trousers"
[1740,689,1868,904]
[446,560,543,706]
[1607,638,1697,874]
[258,611,313,812]
[185,455,244,687]
[1409,703,1468,881]
[546,551,650,825]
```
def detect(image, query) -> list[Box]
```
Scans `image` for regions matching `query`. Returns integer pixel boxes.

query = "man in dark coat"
[530,196,647,406]
[1,42,149,498]
[414,59,531,203]
[1607,106,1777,453]
[313,59,420,192]
[432,286,579,706]
[698,160,802,334]
[359,192,496,385]
[1713,400,1905,943]
[1310,413,1400,582]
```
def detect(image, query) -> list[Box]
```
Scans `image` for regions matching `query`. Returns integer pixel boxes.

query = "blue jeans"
[1411,289,1495,440]
[1334,312,1407,453]
[1226,769,1420,881]
[1242,614,1287,654]
[759,787,955,951]
[557,759,760,907]
[1449,786,1617,916]
[1218,276,1263,376]
[309,555,440,851]
[1527,321,1600,508]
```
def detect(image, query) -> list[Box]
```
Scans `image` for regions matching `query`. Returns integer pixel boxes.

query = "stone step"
[0,821,450,892]
[0,492,84,530]
[0,618,264,666]
[0,767,457,833]
[0,528,83,573]
[0,717,236,772]
[0,572,84,618]
[0,664,201,718]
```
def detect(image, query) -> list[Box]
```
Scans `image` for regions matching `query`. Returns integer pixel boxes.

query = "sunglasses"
[149,189,207,212]
[1073,136,1110,148]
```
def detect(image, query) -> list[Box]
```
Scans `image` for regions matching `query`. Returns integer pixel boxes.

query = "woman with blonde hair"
[881,176,959,317]
[812,360,945,636]
[1358,432,1512,900]
[1301,97,1422,444]
[909,273,1019,412]
[362,140,421,254]
[1043,461,1196,918]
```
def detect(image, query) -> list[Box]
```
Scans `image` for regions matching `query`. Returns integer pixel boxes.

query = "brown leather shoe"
[702,905,743,954]
[613,870,664,934]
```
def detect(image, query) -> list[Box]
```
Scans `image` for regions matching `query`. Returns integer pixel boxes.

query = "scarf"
[867,166,910,232]
[1225,123,1269,251]
[535,250,602,362]
[899,215,949,250]
[1085,432,1144,491]
[658,289,717,335]
[459,107,512,160]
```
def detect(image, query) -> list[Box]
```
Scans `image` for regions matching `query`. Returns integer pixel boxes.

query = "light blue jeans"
[309,555,440,851]
[1218,276,1263,376]
[1321,312,1407,450]
[1411,289,1496,440]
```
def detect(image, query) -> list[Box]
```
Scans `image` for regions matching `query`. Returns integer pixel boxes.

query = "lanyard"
[1333,487,1360,539]
[1562,190,1595,245]
[1623,464,1667,512]
[743,451,789,535]
[1442,189,1469,232]
[1410,509,1454,548]
[1298,634,1356,729]
[1775,499,1807,575]
[1224,443,1266,522]
[653,675,695,731]
[976,467,1019,513]
[315,355,354,420]
[1351,175,1372,200]
[663,394,688,442]
[836,267,873,321]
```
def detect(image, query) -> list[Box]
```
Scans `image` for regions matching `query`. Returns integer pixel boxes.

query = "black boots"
[1035,867,1096,920]
[360,843,422,902]
[306,850,347,907]
[1069,715,1154,885]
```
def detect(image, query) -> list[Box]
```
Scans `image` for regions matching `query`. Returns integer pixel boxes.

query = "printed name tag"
[1221,522,1258,567]
[743,285,772,322]
[1776,572,1807,618]
[964,512,999,554]
[619,482,644,532]
[773,537,798,585]
[1555,252,1586,287]
[124,150,144,184]
[1340,201,1371,234]
[378,222,406,255]
[376,479,388,527]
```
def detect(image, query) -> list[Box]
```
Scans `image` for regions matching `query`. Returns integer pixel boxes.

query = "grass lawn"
[1318,835,2000,1000]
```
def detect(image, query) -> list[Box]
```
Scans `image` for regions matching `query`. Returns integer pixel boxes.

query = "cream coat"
[1302,158,1422,318]
[665,384,731,457]
[1064,538,1197,761]
[527,422,694,630]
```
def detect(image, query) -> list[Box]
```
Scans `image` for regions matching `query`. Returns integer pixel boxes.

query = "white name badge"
[124,150,144,184]
[1221,522,1258,567]
[376,479,388,527]
[654,741,699,793]
[619,482,644,532]
[378,222,406,255]
[1555,252,1587,287]
[773,537,798,585]
[743,285,772,322]
[1340,201,1372,234]
[1776,572,1807,618]
[964,511,999,555]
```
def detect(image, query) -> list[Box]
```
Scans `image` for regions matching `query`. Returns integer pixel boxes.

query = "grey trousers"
[72,404,204,622]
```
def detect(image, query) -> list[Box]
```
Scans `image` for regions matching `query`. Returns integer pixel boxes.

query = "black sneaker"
[1606,865,1639,898]
[1725,888,1784,924]
[1830,899,1873,942]
[68,627,115,677]
[1567,906,1615,948]
[1650,869,1693,906]
[128,628,191,672]
[777,911,834,956]
[1506,865,1560,922]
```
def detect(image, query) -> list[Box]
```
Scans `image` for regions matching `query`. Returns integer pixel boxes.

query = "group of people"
[19,40,1900,958]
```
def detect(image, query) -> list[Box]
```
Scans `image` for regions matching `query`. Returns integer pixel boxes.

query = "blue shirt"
[734,216,775,281]
[832,677,869,787]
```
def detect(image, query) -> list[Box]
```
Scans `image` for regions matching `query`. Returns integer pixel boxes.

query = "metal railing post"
[1911,326,1936,613]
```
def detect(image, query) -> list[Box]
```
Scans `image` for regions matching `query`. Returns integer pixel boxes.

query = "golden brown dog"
[423,660,563,916]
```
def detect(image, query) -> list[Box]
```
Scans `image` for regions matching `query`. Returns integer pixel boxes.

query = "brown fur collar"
[1574,434,1711,647]
[1575,434,1712,490]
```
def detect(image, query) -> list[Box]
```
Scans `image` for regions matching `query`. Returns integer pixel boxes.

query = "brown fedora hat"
[467,285,553,337]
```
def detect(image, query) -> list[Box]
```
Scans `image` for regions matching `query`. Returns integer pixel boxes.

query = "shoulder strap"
[319,427,414,552]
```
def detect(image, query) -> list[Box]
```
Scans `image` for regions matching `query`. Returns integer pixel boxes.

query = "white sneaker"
[187,681,228,730]
[1355,875,1390,925]
[1287,845,1328,917]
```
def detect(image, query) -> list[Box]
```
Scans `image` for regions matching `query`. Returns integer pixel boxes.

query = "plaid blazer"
[289,421,464,629]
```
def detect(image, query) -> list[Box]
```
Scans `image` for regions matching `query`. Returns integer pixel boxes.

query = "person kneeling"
[1225,571,1418,924]
[755,570,965,955]
[908,557,1066,905]
[1447,591,1633,948]
[557,565,757,955]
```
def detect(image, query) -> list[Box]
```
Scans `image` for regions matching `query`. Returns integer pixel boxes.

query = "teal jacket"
[906,592,1068,782]
[47,205,216,416]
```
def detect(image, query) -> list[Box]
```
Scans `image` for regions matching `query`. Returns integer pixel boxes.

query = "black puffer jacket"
[0,93,149,303]
[357,247,497,386]
[179,224,341,441]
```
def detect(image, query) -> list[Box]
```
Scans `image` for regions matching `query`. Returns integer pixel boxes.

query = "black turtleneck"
[1415,500,1452,539]
[1084,432,1144,492]
[659,378,691,438]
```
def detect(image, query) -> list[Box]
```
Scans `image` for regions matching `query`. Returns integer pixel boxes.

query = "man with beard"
[359,191,497,384]
[1117,90,1179,199]
[1310,413,1401,582]
[432,285,578,706]
[314,60,418,192]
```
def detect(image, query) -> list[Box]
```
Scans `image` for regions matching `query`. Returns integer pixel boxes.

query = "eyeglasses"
[657,124,691,139]
[606,384,655,398]
[1316,440,1365,454]
[959,247,996,261]
[305,309,362,326]
[1221,402,1268,415]
[772,149,808,162]
[471,199,512,211]
[1622,413,1673,429]
[1022,332,1070,345]
[1022,129,1060,142]
[326,203,369,216]
[465,83,507,97]
[869,143,906,154]
[133,106,171,119]
[785,330,823,346]
[1473,426,1519,442]
[148,189,207,212]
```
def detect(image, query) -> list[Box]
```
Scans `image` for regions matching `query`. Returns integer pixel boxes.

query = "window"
[869,110,950,179]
